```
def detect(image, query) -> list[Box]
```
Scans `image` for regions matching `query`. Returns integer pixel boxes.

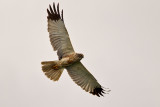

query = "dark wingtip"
[61,9,64,21]
[47,2,63,21]
[90,87,110,97]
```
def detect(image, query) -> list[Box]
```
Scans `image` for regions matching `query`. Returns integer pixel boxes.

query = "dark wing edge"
[90,87,107,97]
[47,3,64,21]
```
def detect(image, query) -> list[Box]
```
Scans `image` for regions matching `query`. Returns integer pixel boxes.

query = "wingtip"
[90,87,110,97]
[61,9,64,21]
[47,2,63,21]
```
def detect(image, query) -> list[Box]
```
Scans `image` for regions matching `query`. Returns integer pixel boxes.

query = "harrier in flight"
[41,3,110,97]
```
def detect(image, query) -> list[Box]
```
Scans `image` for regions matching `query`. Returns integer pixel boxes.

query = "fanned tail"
[41,61,64,81]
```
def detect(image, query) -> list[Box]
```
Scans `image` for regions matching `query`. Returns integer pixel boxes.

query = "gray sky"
[0,0,160,107]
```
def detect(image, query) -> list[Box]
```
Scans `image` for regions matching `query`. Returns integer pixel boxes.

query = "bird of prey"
[41,3,110,97]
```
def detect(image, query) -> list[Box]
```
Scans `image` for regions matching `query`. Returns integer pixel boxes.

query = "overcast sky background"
[0,0,160,107]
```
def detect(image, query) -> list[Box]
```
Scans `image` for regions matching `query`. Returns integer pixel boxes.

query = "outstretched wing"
[66,62,108,97]
[47,3,74,59]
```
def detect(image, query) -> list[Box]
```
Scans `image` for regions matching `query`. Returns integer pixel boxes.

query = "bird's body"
[42,53,83,70]
[41,3,110,97]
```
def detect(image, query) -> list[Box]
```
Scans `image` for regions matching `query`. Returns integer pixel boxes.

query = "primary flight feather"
[41,3,110,97]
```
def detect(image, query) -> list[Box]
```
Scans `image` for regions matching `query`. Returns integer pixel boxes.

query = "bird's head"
[75,53,84,61]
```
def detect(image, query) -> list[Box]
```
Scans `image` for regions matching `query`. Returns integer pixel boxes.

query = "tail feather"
[41,61,56,65]
[41,61,64,81]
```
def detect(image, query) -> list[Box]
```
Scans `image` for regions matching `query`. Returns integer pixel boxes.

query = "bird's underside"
[41,3,110,97]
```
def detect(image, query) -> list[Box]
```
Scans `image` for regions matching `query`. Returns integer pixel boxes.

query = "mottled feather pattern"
[41,61,64,81]
[42,3,110,97]
[47,3,74,59]
[66,62,106,97]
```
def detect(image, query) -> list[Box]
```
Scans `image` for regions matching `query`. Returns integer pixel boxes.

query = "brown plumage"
[41,3,110,97]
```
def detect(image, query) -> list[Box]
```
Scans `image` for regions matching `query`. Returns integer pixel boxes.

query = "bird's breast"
[60,53,82,67]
